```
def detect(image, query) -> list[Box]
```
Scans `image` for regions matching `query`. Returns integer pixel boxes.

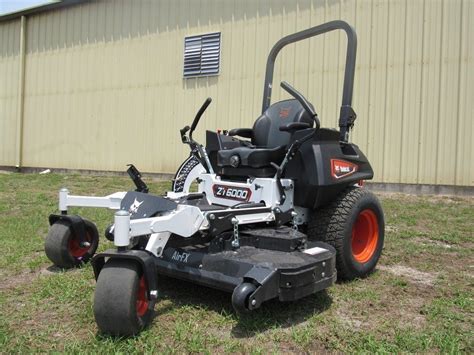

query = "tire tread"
[94,259,154,336]
[307,186,383,280]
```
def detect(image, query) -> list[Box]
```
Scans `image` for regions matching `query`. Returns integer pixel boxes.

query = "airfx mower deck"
[44,20,385,336]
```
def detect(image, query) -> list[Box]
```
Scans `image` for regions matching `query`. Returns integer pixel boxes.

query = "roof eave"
[0,0,86,22]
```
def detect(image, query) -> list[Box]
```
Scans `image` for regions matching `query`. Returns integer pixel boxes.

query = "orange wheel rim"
[136,276,149,317]
[351,209,379,263]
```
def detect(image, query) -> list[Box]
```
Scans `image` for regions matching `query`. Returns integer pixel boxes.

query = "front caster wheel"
[93,259,155,337]
[308,186,385,281]
[44,220,99,269]
[232,282,257,314]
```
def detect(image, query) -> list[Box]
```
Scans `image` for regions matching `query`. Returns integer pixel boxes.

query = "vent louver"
[184,32,221,77]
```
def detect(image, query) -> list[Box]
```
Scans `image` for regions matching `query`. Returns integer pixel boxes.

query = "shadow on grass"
[156,275,332,338]
[45,265,76,273]
[45,264,90,274]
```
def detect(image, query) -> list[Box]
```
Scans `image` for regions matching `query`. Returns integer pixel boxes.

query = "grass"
[0,172,472,353]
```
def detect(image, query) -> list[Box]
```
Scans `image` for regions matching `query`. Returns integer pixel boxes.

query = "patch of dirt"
[335,273,433,333]
[412,237,453,249]
[336,293,429,333]
[395,294,427,330]
[378,265,438,286]
[0,265,60,292]
[336,309,363,329]
[0,270,40,292]
[385,224,399,233]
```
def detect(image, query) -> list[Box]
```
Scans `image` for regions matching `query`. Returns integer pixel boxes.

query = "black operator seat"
[217,99,314,174]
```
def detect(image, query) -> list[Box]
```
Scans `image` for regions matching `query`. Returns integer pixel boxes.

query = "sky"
[0,0,56,15]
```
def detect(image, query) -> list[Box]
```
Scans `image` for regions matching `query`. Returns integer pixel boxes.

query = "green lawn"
[0,172,472,353]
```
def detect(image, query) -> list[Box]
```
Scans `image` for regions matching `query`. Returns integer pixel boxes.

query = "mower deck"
[93,222,336,309]
[157,241,336,302]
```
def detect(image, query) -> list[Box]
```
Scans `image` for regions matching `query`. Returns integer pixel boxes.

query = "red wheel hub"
[136,276,149,317]
[351,209,379,263]
[68,232,92,259]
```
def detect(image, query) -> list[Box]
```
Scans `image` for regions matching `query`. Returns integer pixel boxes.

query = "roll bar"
[262,20,357,142]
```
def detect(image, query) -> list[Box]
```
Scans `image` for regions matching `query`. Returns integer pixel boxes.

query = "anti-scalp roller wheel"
[44,220,99,269]
[232,282,258,314]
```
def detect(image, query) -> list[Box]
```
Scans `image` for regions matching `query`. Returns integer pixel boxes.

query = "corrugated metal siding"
[0,0,472,186]
[0,19,20,166]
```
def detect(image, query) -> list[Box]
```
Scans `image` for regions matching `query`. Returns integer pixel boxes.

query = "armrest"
[279,122,311,133]
[228,128,253,139]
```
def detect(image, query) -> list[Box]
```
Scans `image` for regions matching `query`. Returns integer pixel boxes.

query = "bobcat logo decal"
[129,198,144,215]
[279,107,291,118]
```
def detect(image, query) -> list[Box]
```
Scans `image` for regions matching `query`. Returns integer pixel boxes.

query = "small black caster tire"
[308,186,385,281]
[232,282,257,314]
[44,220,99,269]
[93,259,155,337]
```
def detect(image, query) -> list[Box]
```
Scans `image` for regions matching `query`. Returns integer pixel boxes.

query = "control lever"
[181,97,215,175]
[180,125,190,143]
[270,162,286,205]
[126,164,149,193]
[190,97,212,139]
[280,81,320,129]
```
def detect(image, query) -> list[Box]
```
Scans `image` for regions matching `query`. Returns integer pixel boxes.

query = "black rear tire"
[93,259,155,337]
[44,220,99,269]
[307,186,384,280]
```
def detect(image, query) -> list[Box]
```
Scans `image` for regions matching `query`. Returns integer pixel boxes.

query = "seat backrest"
[252,99,314,148]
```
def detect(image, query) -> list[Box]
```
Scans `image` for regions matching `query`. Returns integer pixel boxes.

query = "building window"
[183,32,221,78]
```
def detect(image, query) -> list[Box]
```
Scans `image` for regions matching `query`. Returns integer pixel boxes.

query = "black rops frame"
[262,20,357,143]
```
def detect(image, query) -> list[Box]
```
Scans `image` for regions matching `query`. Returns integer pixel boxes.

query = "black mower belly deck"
[92,226,337,309]
[156,241,336,302]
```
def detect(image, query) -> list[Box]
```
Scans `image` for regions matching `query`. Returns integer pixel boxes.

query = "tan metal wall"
[0,0,473,186]
[0,19,20,166]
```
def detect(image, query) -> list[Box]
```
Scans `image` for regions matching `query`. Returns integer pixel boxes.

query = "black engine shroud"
[285,128,373,208]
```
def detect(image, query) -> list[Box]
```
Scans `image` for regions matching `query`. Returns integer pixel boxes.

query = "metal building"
[0,0,473,191]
